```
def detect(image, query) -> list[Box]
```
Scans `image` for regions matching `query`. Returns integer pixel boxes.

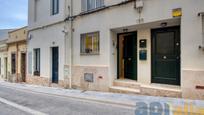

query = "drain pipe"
[198,12,204,51]
[69,0,74,89]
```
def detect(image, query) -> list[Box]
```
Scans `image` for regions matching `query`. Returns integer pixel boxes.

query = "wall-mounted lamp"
[123,29,128,32]
[160,22,168,27]
[52,41,56,45]
[28,34,33,41]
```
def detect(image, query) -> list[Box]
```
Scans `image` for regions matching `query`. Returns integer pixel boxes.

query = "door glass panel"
[156,32,175,55]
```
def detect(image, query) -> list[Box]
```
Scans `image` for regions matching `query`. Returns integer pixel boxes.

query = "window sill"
[33,71,40,76]
[80,6,106,15]
[80,53,100,56]
[51,13,59,16]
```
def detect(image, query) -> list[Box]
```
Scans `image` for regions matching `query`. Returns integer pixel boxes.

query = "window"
[11,53,16,74]
[81,0,104,12]
[34,49,40,76]
[81,32,100,54]
[51,0,59,15]
[0,58,1,75]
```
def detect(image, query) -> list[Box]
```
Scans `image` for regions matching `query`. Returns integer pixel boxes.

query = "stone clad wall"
[72,65,109,92]
[182,70,204,100]
[26,75,67,88]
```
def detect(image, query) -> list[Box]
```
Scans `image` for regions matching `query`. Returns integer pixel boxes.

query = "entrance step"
[50,83,61,88]
[140,84,182,98]
[109,86,140,94]
[113,80,140,89]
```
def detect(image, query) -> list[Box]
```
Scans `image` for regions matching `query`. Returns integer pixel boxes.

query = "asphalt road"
[0,84,136,115]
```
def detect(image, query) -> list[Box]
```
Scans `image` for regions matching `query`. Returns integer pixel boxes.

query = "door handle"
[128,58,132,61]
[163,56,167,59]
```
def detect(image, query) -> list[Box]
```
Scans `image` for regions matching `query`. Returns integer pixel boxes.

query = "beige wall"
[137,29,151,84]
[0,43,8,80]
[8,27,27,43]
[7,27,27,82]
[7,42,26,82]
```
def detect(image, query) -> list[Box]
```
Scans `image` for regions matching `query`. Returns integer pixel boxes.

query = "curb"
[0,83,136,108]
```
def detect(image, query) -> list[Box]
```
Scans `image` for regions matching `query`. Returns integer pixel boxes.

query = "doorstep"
[110,79,141,94]
[109,86,140,94]
[140,83,182,98]
[110,79,182,98]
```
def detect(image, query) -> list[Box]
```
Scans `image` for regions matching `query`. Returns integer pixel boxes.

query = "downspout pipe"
[69,0,73,89]
[198,12,204,51]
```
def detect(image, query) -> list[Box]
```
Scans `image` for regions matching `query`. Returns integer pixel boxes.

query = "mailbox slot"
[139,39,147,48]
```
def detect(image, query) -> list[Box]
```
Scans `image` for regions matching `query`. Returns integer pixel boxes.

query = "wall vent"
[84,73,94,82]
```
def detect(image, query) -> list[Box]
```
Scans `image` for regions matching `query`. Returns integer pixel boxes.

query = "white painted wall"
[72,0,204,85]
[28,0,70,82]
[27,23,66,81]
[28,0,67,30]
[27,0,204,94]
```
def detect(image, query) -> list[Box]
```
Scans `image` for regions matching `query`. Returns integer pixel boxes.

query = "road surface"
[0,84,136,115]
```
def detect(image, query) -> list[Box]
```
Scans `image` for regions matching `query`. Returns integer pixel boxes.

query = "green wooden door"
[123,34,137,80]
[152,26,180,85]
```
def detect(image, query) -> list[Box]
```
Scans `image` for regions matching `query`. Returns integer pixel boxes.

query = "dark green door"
[123,34,137,80]
[52,47,59,84]
[152,26,180,85]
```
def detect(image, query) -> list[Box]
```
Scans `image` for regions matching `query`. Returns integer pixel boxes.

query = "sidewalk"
[0,81,204,114]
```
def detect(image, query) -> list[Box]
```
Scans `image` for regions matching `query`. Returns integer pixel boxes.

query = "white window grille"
[80,32,100,55]
[81,0,104,12]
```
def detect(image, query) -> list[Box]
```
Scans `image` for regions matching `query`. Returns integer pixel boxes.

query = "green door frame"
[117,31,137,80]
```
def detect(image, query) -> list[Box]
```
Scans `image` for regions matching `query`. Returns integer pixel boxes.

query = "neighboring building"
[0,40,8,81]
[27,0,68,87]
[7,27,27,83]
[0,29,12,81]
[28,0,204,100]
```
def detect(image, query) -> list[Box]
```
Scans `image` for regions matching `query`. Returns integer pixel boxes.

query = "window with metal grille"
[33,48,40,76]
[80,32,100,55]
[81,0,104,12]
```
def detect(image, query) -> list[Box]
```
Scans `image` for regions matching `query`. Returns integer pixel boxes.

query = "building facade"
[0,29,13,81]
[7,27,27,82]
[27,0,204,100]
[27,0,69,87]
[0,40,8,81]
